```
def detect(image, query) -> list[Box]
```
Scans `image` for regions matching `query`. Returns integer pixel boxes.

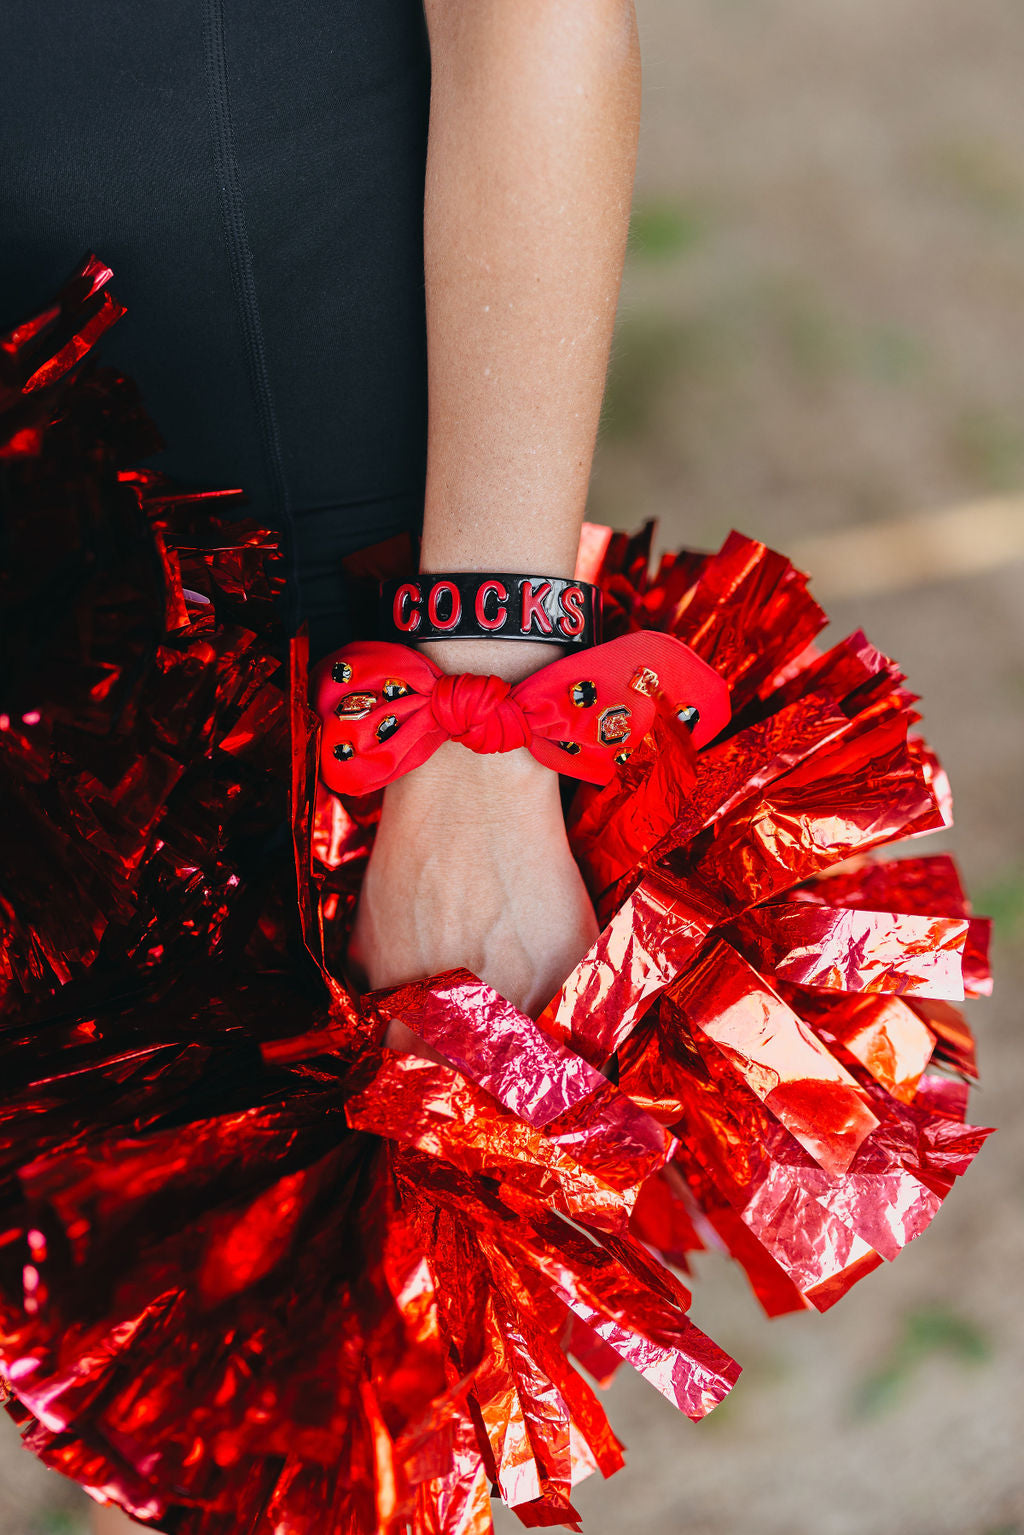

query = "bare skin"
[92,2,639,1527]
[354,0,641,1032]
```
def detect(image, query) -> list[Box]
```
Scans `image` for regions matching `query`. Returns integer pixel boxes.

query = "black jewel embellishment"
[331,659,353,684]
[557,740,582,756]
[382,678,412,702]
[615,749,632,765]
[598,704,632,746]
[570,679,597,708]
[333,741,355,762]
[335,691,376,720]
[376,714,401,742]
[676,705,701,730]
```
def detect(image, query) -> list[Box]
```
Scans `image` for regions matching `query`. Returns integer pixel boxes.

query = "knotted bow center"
[430,672,533,754]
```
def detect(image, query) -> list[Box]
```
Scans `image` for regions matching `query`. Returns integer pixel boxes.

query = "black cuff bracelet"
[378,573,602,648]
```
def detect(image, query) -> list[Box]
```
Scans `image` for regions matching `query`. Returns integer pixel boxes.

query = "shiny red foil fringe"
[0,257,992,1533]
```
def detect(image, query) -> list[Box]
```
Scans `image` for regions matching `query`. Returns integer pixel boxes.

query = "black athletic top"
[0,1,430,655]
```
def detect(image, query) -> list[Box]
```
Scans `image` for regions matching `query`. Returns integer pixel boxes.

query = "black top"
[0,0,431,654]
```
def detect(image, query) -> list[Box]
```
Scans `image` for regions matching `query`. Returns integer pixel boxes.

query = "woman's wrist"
[414,634,566,685]
[381,736,559,827]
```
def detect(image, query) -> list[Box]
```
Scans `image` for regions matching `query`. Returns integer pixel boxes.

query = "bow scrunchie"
[314,631,730,796]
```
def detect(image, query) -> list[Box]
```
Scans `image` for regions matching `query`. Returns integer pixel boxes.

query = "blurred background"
[3,0,1022,1530]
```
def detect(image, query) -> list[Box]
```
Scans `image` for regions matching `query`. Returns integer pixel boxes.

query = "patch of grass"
[30,1513,89,1535]
[759,278,928,387]
[852,1305,990,1418]
[739,277,933,392]
[860,325,928,385]
[602,273,930,449]
[775,288,847,381]
[975,872,1024,941]
[927,138,1024,218]
[949,408,1024,492]
[629,199,707,261]
[600,314,711,441]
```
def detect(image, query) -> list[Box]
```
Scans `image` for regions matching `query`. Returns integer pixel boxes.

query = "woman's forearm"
[420,0,640,598]
[352,1,629,1011]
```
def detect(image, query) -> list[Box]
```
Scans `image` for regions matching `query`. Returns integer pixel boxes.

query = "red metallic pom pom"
[0,260,992,1534]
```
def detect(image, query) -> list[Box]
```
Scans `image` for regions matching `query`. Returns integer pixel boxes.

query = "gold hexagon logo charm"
[597,705,632,746]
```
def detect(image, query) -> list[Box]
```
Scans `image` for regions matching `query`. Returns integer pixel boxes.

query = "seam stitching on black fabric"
[203,0,292,533]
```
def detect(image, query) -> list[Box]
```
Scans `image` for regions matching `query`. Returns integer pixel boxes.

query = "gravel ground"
[4,1,1022,1530]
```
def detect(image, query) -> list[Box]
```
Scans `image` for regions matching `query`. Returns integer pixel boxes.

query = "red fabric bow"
[314,632,730,795]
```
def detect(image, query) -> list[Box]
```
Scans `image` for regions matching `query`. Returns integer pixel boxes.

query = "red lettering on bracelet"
[557,584,586,638]
[393,583,422,633]
[520,580,554,635]
[474,579,509,630]
[427,580,462,631]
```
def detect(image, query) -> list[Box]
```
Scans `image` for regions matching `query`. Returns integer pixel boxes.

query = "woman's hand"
[348,640,599,1037]
[350,740,598,1026]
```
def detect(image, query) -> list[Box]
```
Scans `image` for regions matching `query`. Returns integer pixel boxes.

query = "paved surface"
[4,1,1022,1530]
